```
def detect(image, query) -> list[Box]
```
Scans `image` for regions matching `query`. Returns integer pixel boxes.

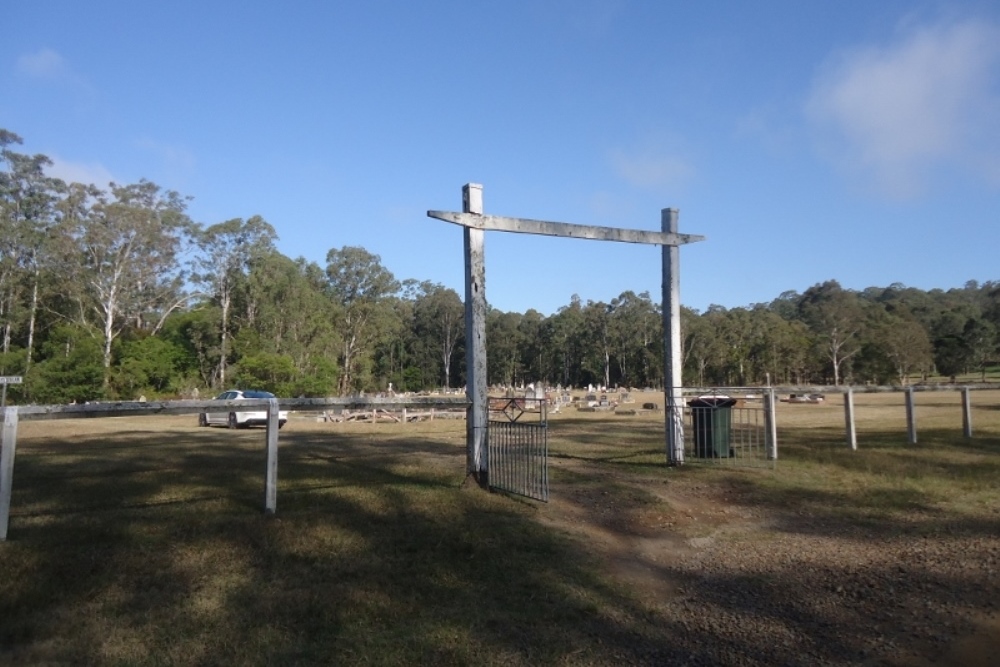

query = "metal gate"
[682,388,777,468]
[488,397,549,501]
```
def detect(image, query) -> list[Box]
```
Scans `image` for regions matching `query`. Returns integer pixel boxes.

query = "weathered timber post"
[844,389,857,450]
[264,398,279,514]
[1,407,18,540]
[463,184,489,486]
[662,209,685,465]
[905,387,917,445]
[961,387,972,438]
[428,187,703,474]
[764,389,778,460]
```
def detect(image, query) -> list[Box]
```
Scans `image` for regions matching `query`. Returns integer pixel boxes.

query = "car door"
[207,391,235,424]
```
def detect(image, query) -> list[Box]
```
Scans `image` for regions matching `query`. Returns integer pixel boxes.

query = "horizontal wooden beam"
[14,396,471,421]
[427,211,705,247]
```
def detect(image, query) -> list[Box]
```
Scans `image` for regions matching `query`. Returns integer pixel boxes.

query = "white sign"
[0,376,23,384]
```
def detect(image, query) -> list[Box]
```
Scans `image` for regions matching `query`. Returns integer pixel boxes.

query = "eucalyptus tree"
[0,130,64,369]
[517,309,545,385]
[237,252,340,395]
[486,309,526,387]
[325,246,399,394]
[681,306,713,386]
[193,215,277,388]
[578,300,612,389]
[869,314,933,385]
[543,295,586,388]
[56,179,194,386]
[759,313,813,385]
[798,281,866,385]
[962,317,997,381]
[607,290,660,388]
[411,282,464,389]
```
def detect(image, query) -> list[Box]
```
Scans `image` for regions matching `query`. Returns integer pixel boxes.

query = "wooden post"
[463,184,489,486]
[905,387,917,445]
[264,398,279,515]
[844,389,857,450]
[764,389,778,460]
[1,407,18,540]
[428,188,704,472]
[961,387,972,438]
[662,208,685,465]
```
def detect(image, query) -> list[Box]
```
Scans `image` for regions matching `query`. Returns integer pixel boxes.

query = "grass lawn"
[2,390,998,665]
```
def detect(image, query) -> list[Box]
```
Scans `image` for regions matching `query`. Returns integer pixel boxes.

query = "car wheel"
[228,412,238,429]
[198,413,208,427]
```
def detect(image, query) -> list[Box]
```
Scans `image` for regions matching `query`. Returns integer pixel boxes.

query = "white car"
[199,389,288,429]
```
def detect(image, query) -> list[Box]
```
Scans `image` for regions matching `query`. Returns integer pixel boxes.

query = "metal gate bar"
[487,397,549,501]
[683,389,776,468]
[488,421,548,501]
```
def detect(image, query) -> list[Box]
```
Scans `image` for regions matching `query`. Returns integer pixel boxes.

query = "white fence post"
[264,399,279,515]
[905,387,917,445]
[1,407,19,540]
[962,387,972,438]
[764,389,778,460]
[844,389,857,450]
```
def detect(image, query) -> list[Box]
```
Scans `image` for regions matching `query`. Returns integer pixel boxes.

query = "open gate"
[488,397,548,501]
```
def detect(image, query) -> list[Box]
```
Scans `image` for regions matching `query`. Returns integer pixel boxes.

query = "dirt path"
[538,455,1000,666]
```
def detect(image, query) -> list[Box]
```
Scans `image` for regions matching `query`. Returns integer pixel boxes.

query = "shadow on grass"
[1,423,715,665]
[5,419,999,665]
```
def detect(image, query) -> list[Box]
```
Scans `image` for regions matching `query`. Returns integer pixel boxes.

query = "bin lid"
[688,396,738,408]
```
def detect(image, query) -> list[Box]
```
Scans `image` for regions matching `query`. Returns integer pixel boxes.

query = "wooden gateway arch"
[428,183,705,488]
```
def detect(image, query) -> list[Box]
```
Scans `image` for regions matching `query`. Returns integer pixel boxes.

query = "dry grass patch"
[2,393,999,665]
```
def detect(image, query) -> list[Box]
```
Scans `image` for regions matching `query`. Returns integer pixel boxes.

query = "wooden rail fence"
[0,396,469,541]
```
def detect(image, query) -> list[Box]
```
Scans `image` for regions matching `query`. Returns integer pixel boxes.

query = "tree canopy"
[2,127,998,403]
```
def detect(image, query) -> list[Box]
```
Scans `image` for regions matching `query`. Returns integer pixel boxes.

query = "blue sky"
[3,1,999,315]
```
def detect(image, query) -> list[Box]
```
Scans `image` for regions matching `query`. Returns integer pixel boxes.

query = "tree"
[798,281,865,385]
[25,323,104,403]
[56,180,194,388]
[193,216,277,388]
[875,315,933,385]
[412,282,464,389]
[485,309,518,387]
[543,295,586,388]
[325,246,399,393]
[962,317,997,382]
[581,300,612,389]
[0,129,64,371]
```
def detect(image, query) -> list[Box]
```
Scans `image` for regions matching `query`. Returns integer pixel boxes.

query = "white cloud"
[46,155,116,188]
[806,19,1000,199]
[135,137,197,178]
[15,48,97,107]
[16,48,68,79]
[610,145,694,192]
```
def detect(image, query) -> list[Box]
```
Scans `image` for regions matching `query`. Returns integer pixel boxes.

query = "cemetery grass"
[1,392,999,665]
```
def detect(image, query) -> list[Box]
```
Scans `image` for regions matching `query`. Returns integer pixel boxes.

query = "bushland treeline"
[3,129,998,403]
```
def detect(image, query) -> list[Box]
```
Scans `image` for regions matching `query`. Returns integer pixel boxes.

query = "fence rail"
[1,396,470,541]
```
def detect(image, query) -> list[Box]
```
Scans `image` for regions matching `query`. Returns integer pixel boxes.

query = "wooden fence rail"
[1,396,470,541]
[766,384,999,449]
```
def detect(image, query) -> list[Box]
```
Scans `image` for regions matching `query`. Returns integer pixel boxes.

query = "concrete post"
[265,398,279,514]
[1,407,18,540]
[961,387,972,438]
[844,389,857,450]
[764,389,778,460]
[463,184,489,486]
[662,208,685,465]
[905,387,917,445]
